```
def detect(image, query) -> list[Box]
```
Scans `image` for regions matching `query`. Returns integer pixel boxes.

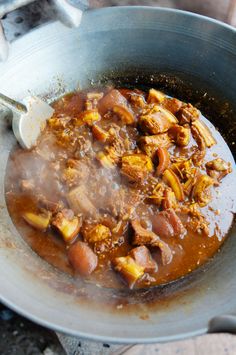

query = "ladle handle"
[0,93,27,114]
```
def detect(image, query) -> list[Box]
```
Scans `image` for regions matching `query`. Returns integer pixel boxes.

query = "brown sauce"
[5,87,235,290]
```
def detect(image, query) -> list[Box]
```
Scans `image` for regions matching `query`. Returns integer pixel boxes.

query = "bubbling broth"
[5,87,235,289]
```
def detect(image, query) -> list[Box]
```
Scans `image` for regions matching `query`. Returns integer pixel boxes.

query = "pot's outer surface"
[0,7,236,343]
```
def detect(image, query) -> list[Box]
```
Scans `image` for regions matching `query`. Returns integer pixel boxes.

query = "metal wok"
[0,4,236,343]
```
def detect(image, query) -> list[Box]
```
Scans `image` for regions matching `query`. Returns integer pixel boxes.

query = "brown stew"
[5,87,234,289]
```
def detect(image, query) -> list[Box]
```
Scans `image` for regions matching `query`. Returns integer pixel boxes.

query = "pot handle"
[209,314,236,334]
[0,0,89,61]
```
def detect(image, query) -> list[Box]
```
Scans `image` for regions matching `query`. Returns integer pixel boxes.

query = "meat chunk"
[129,92,146,109]
[139,134,172,158]
[121,154,153,182]
[97,126,127,168]
[68,241,98,276]
[163,209,187,238]
[98,89,127,115]
[162,98,182,114]
[82,223,111,243]
[113,255,144,289]
[139,105,177,134]
[67,186,97,216]
[38,196,64,214]
[177,103,199,125]
[169,125,191,147]
[139,134,172,149]
[131,220,172,265]
[129,246,158,273]
[206,158,232,182]
[52,209,81,243]
[151,213,174,239]
[152,209,186,239]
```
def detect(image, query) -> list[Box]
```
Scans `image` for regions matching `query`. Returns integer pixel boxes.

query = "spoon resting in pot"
[0,93,54,149]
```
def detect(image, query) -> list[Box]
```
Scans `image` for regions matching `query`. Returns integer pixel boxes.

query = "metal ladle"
[0,93,54,149]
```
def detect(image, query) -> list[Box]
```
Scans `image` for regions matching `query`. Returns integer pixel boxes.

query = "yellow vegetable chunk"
[163,168,184,201]
[78,110,101,125]
[22,211,51,231]
[52,210,81,243]
[96,151,115,169]
[113,256,144,289]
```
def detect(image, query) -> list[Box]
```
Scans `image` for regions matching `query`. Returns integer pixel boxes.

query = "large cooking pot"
[0,4,236,344]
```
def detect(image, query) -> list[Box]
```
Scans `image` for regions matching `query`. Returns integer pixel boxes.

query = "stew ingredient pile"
[5,87,233,289]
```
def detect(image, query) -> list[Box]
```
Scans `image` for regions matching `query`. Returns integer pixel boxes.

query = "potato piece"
[113,256,144,289]
[192,174,214,207]
[191,120,216,148]
[22,211,51,231]
[169,124,191,147]
[113,105,135,124]
[139,105,177,134]
[52,209,81,243]
[83,224,111,243]
[121,154,153,182]
[67,186,97,216]
[92,125,109,142]
[68,241,98,276]
[163,168,184,201]
[147,89,166,104]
